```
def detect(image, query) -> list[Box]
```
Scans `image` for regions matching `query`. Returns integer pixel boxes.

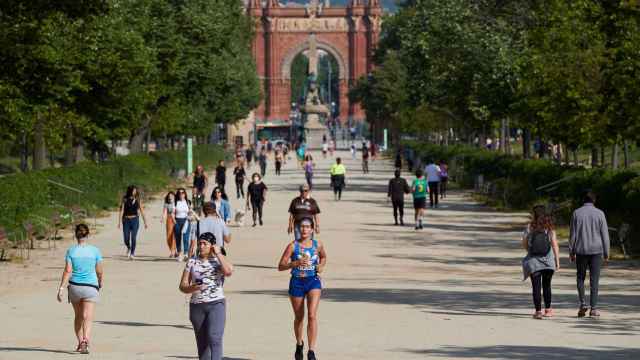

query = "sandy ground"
[1,150,639,360]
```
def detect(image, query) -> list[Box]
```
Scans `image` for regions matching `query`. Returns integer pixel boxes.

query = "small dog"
[234,209,246,226]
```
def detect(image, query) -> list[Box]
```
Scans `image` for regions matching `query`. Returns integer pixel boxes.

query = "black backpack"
[529,230,551,256]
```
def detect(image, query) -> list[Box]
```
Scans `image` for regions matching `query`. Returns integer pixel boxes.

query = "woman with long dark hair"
[211,186,232,224]
[57,224,103,354]
[303,154,314,189]
[118,185,148,259]
[522,205,560,319]
[174,187,192,261]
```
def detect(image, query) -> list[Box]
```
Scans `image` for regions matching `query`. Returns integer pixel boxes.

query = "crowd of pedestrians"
[54,139,614,359]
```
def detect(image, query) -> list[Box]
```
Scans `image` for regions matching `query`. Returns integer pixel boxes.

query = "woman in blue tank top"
[278,217,327,360]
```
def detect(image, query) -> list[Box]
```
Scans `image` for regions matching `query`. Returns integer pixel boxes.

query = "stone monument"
[300,1,330,149]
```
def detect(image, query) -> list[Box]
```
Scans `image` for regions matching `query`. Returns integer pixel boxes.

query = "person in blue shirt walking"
[56,224,104,354]
[278,217,327,360]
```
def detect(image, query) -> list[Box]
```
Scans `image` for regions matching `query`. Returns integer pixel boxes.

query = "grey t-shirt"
[198,216,230,247]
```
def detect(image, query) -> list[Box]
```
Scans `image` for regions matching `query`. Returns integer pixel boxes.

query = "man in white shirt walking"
[424,159,441,208]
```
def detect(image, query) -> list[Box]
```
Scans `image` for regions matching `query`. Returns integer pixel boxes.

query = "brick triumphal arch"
[247,0,382,136]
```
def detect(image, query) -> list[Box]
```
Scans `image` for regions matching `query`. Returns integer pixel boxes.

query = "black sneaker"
[259,219,264,226]
[307,350,317,360]
[415,225,419,230]
[295,342,304,360]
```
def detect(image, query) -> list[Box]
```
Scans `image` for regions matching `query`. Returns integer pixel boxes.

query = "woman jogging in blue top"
[278,217,327,360]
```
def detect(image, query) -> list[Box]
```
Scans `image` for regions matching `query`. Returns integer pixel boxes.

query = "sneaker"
[307,350,317,360]
[252,223,257,227]
[589,309,601,318]
[129,255,136,261]
[577,307,588,318]
[543,308,554,318]
[532,311,543,320]
[259,219,263,226]
[415,225,419,230]
[400,220,404,226]
[419,224,424,229]
[295,342,304,360]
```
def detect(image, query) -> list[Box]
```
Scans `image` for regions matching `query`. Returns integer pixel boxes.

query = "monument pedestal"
[305,114,327,150]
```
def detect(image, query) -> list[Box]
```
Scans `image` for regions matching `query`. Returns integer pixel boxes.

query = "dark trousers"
[440,178,448,198]
[275,161,282,175]
[392,199,404,224]
[260,163,266,177]
[428,181,440,207]
[576,254,603,309]
[216,181,225,194]
[235,180,244,199]
[189,300,226,360]
[305,172,313,189]
[122,216,139,255]
[251,200,263,224]
[332,175,344,200]
[530,270,554,311]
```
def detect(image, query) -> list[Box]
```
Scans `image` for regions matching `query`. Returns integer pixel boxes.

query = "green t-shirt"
[412,178,428,199]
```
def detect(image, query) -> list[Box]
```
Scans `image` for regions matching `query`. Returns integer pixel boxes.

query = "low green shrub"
[0,145,224,239]
[405,141,640,252]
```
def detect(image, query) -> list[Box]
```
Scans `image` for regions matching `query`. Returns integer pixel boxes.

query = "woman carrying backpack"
[522,205,560,319]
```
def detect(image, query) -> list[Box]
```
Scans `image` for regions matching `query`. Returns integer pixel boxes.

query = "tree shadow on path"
[399,345,640,359]
[0,347,75,355]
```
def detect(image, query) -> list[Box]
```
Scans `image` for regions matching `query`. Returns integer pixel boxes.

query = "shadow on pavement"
[0,347,75,355]
[399,345,640,359]
[97,320,191,330]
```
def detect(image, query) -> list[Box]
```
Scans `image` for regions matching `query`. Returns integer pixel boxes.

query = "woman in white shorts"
[56,224,104,354]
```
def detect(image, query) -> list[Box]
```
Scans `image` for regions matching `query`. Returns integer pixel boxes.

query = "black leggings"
[440,178,448,198]
[235,180,244,199]
[531,270,554,311]
[275,161,282,175]
[392,199,404,223]
[251,200,263,223]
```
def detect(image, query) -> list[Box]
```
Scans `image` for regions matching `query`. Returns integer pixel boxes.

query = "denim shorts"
[288,276,322,298]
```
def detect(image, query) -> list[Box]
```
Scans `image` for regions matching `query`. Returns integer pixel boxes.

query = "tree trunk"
[64,129,74,166]
[73,138,85,163]
[20,131,29,172]
[591,147,598,168]
[129,113,153,154]
[32,114,48,170]
[612,141,619,169]
[623,140,630,168]
[523,128,531,159]
[600,147,605,167]
[573,149,578,167]
[563,145,570,166]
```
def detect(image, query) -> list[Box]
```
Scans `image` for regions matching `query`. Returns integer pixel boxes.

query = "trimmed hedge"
[0,145,225,238]
[405,142,640,250]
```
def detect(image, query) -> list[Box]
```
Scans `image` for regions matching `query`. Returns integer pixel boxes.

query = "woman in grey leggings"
[179,232,233,360]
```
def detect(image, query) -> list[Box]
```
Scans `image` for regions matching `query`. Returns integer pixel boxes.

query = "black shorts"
[413,197,426,209]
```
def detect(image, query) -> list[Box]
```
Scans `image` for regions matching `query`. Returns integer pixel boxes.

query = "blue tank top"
[290,240,319,278]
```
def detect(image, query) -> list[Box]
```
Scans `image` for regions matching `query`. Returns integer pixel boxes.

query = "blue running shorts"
[288,276,322,298]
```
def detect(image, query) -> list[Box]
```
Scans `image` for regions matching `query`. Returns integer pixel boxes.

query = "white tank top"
[175,200,190,219]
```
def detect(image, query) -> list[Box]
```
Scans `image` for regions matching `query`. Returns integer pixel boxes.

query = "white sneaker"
[129,255,135,261]
[177,254,184,262]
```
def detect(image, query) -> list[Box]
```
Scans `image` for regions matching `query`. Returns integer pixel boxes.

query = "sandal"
[79,340,89,354]
[544,308,554,318]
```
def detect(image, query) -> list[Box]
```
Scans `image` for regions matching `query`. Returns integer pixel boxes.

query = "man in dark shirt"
[215,160,226,193]
[388,169,411,225]
[287,184,321,240]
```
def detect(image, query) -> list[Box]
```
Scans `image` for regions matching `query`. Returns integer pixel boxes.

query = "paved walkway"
[1,150,639,359]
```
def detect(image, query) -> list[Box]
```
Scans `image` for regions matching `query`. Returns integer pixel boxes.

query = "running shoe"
[532,311,543,320]
[589,309,601,318]
[577,307,588,318]
[295,342,304,360]
[544,308,554,318]
[307,350,317,360]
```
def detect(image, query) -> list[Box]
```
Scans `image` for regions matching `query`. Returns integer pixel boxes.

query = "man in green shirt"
[411,169,429,230]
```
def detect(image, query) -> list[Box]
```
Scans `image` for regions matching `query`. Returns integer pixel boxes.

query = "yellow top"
[329,163,346,176]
